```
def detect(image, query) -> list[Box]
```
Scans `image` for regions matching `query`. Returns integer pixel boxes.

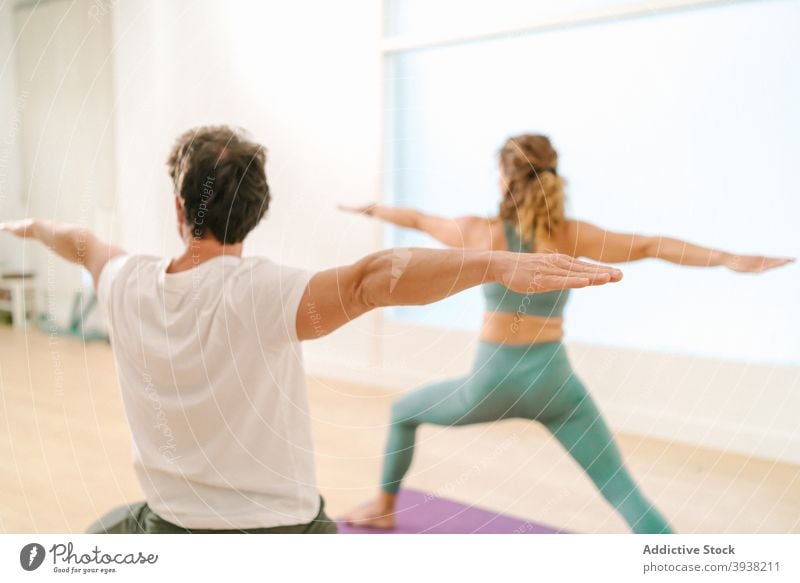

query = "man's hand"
[0,218,37,238]
[0,218,125,288]
[498,252,622,293]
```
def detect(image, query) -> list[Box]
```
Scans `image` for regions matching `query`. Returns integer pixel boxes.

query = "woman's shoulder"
[538,218,580,256]
[487,217,512,251]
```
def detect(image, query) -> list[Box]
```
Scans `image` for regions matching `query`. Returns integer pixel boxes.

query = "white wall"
[10,0,116,320]
[386,0,800,366]
[8,0,795,464]
[374,0,800,464]
[109,0,385,370]
[0,1,26,272]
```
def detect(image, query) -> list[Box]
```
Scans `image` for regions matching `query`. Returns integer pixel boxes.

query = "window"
[383,0,800,364]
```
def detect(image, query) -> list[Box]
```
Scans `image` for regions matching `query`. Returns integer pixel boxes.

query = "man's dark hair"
[167,125,270,244]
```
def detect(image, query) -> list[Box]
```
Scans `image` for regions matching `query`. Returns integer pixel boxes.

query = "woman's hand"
[0,218,37,238]
[338,203,377,217]
[720,253,794,274]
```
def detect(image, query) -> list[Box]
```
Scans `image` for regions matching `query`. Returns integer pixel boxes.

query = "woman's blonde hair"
[498,134,565,245]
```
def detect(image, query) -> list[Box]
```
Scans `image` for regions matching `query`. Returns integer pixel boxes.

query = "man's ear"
[174,195,187,239]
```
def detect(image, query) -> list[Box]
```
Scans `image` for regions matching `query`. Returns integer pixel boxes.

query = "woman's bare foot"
[343,493,397,529]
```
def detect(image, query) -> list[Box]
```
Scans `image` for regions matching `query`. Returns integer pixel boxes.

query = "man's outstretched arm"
[0,219,126,287]
[296,247,622,340]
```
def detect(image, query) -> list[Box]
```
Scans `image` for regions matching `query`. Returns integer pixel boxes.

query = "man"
[0,125,621,533]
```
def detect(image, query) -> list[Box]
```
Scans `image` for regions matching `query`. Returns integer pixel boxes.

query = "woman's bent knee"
[389,396,419,426]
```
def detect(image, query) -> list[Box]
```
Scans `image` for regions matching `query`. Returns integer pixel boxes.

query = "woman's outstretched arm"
[568,220,793,273]
[339,203,494,250]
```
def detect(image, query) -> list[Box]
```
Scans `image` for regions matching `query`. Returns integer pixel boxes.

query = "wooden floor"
[1,326,798,533]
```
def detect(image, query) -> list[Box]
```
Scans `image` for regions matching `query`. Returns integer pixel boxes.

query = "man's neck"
[168,237,243,274]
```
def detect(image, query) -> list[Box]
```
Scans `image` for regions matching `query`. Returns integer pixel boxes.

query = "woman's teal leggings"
[381,341,672,534]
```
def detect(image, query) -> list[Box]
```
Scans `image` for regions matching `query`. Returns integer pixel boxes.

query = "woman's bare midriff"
[479,311,564,345]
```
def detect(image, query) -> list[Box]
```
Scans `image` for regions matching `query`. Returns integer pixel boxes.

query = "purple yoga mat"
[337,489,563,534]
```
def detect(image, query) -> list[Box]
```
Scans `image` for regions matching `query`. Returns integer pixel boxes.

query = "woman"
[341,134,792,533]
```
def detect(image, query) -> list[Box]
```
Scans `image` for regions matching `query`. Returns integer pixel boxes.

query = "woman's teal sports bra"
[482,221,570,317]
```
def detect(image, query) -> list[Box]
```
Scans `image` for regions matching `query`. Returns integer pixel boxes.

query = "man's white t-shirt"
[97,254,319,529]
